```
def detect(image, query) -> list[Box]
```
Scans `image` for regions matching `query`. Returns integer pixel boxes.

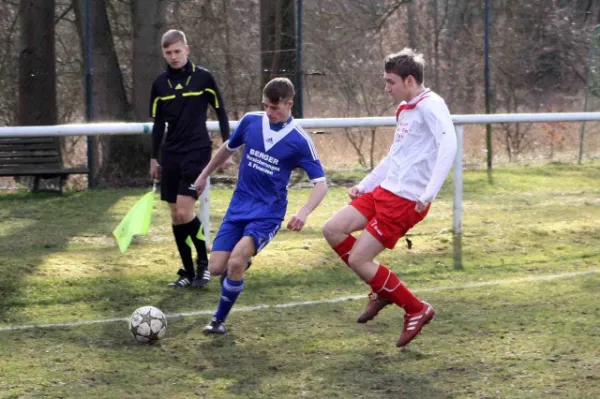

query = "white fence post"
[197,177,211,249]
[453,125,464,270]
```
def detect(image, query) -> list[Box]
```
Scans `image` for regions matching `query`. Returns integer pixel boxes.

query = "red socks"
[334,237,422,314]
[333,235,356,266]
[368,264,423,314]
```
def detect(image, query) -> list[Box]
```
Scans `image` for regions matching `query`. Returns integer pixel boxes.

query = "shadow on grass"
[1,322,448,398]
[2,221,598,330]
[1,273,597,398]
[191,320,449,399]
[0,189,133,323]
[2,175,599,330]
[6,239,595,327]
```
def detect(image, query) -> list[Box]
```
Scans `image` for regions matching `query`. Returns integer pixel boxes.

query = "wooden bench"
[0,137,89,192]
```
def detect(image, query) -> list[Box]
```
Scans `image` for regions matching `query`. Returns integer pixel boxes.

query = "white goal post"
[2,112,600,268]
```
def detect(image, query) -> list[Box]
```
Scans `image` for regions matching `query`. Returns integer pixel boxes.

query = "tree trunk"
[73,0,134,184]
[407,0,418,49]
[0,3,19,126]
[260,0,298,115]
[431,0,440,93]
[131,0,166,122]
[18,0,57,126]
[222,0,240,119]
[116,0,167,181]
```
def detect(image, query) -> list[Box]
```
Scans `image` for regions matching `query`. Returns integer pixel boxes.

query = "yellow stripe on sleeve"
[152,95,176,117]
[205,88,219,108]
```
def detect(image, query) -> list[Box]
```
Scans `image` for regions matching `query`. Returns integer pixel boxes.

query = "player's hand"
[194,175,208,196]
[287,212,307,232]
[415,200,429,213]
[348,185,362,200]
[150,159,161,180]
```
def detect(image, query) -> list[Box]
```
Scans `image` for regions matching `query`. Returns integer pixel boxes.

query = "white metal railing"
[2,112,600,137]
[2,112,600,268]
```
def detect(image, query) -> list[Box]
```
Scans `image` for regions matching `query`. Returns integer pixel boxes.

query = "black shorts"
[160,148,211,203]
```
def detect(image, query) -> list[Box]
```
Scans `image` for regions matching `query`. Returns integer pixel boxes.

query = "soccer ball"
[129,306,168,343]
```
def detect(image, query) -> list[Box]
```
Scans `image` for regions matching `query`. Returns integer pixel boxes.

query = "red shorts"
[350,186,430,249]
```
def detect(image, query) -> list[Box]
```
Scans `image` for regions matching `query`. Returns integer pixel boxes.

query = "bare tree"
[72,0,131,121]
[304,0,394,169]
[54,2,88,165]
[131,0,166,122]
[260,0,299,115]
[220,0,240,119]
[73,0,134,183]
[4,0,600,183]
[165,0,260,120]
[18,0,57,126]
[497,84,536,161]
[490,0,587,160]
[0,1,19,126]
[103,0,168,181]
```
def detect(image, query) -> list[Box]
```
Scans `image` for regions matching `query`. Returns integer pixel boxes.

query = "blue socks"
[214,277,244,322]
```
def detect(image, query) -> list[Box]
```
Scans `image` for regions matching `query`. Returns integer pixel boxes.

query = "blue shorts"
[211,219,281,254]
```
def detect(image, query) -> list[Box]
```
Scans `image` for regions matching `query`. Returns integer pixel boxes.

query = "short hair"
[161,30,187,48]
[384,48,425,84]
[263,77,295,103]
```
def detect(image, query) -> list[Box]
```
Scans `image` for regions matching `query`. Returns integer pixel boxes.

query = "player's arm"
[205,72,235,170]
[417,104,458,209]
[149,82,165,180]
[194,142,234,195]
[288,134,328,231]
[194,114,249,195]
[206,72,230,142]
[287,180,328,232]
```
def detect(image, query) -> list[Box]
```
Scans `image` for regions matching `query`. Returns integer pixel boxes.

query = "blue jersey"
[224,112,326,222]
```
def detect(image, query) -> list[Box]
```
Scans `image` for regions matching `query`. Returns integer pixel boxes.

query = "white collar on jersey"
[262,113,296,152]
[408,88,431,104]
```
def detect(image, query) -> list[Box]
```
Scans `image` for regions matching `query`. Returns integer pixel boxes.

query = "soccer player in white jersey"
[194,77,328,334]
[322,48,457,347]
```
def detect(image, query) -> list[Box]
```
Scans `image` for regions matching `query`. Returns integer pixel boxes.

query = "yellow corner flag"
[113,183,157,253]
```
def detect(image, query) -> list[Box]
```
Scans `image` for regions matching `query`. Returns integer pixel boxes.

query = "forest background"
[2,0,600,187]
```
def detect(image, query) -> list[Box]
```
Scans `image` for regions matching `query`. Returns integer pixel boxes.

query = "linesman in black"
[150,29,230,288]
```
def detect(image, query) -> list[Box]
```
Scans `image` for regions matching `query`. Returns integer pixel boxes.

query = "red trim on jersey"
[396,90,431,121]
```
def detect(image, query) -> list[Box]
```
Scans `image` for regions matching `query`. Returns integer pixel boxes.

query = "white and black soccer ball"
[129,306,167,344]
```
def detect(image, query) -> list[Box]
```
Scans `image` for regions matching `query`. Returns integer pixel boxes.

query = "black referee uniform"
[150,61,230,201]
[150,61,230,286]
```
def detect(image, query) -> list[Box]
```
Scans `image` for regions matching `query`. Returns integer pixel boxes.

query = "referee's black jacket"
[150,61,230,158]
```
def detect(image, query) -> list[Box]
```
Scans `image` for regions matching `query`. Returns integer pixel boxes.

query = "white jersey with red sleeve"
[357,89,457,204]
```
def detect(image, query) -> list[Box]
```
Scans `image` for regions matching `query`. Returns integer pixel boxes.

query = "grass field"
[0,163,599,398]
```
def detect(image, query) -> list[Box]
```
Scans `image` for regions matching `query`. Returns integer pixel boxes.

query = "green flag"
[113,184,156,253]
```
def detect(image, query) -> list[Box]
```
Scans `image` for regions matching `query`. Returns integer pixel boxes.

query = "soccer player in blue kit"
[194,77,328,334]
